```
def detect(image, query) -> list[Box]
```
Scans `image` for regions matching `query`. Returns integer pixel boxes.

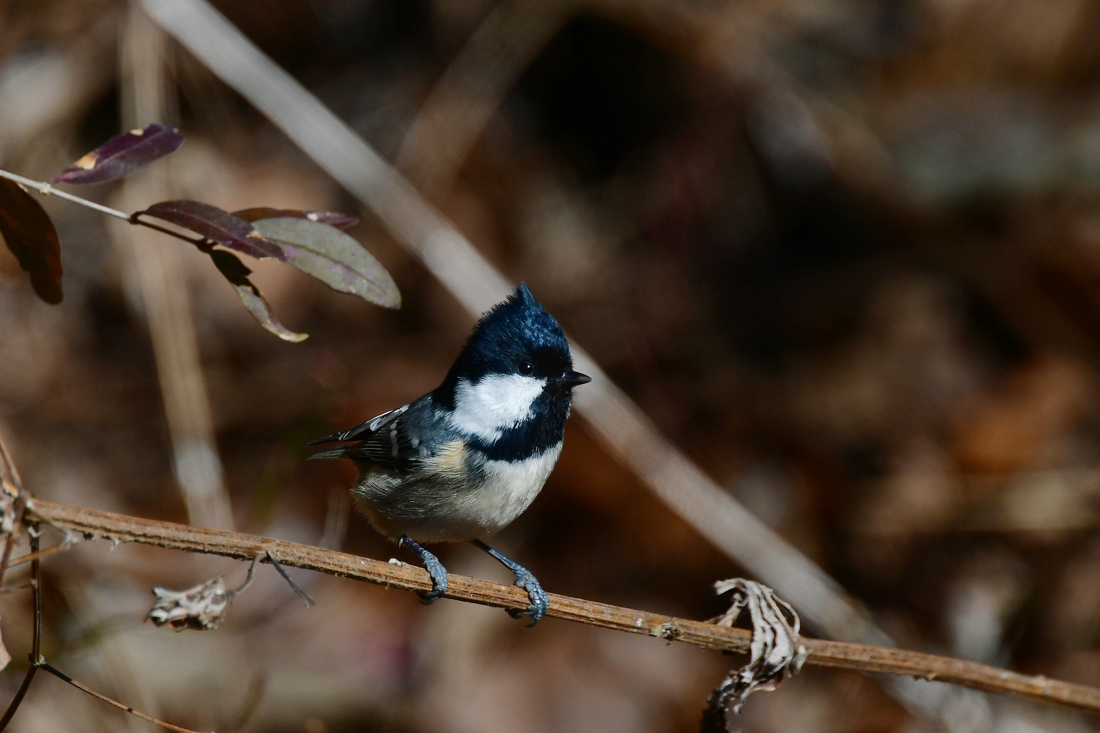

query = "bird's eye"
[518,361,534,375]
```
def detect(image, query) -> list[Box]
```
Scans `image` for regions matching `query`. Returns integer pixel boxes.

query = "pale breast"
[451,443,563,536]
[351,441,563,543]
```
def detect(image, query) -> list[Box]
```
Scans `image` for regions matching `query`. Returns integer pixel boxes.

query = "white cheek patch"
[451,374,546,441]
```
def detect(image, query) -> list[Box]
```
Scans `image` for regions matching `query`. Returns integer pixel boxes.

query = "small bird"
[310,284,590,624]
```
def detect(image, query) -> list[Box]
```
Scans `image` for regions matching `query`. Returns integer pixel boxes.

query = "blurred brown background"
[2,0,1100,731]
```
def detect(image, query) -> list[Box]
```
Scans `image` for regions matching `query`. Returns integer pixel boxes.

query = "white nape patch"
[451,374,546,441]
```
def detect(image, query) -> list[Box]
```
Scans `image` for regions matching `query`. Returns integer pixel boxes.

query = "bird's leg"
[399,535,448,604]
[470,540,549,625]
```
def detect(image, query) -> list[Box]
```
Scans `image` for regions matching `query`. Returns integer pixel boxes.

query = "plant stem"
[0,525,40,730]
[23,496,1100,716]
[0,167,206,247]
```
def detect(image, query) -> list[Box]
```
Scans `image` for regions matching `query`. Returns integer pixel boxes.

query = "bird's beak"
[563,370,591,386]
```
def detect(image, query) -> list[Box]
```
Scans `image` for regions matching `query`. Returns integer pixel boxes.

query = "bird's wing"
[308,401,425,469]
[309,404,410,444]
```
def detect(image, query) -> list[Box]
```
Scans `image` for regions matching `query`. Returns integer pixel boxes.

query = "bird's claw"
[400,536,448,605]
[416,554,448,604]
[417,586,446,605]
[509,566,549,626]
[469,539,548,625]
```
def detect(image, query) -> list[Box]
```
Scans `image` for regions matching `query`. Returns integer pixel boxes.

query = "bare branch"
[0,434,25,495]
[6,536,75,569]
[0,524,40,730]
[0,496,26,585]
[0,167,207,247]
[22,497,1100,715]
[37,662,208,733]
[227,554,260,598]
[0,440,28,585]
[260,551,314,606]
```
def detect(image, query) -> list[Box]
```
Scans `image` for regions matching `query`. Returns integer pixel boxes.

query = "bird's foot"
[506,565,549,625]
[399,536,448,604]
[471,539,548,625]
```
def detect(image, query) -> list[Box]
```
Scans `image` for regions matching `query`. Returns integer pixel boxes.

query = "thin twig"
[0,581,35,595]
[22,497,1100,715]
[0,434,25,494]
[261,551,314,606]
[226,554,260,598]
[0,495,26,584]
[0,437,28,583]
[37,662,208,733]
[0,524,41,730]
[0,167,208,247]
[0,168,133,221]
[6,539,75,569]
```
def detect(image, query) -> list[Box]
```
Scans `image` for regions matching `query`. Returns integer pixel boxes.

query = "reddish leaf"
[137,200,286,261]
[234,207,358,230]
[209,251,308,342]
[252,217,400,308]
[0,179,63,304]
[51,124,184,185]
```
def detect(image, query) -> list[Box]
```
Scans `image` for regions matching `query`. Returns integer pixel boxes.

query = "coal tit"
[310,283,590,624]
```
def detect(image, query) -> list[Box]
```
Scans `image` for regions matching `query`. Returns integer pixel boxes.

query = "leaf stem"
[0,168,207,247]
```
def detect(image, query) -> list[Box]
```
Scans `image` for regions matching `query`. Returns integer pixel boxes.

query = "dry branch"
[22,497,1100,715]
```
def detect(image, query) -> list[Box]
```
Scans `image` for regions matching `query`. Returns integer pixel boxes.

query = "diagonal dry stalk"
[20,496,1100,716]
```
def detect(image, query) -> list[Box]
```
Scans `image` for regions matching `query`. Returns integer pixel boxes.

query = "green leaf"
[252,217,400,308]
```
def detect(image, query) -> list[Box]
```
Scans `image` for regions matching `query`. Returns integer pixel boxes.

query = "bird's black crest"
[478,283,565,352]
[434,283,572,405]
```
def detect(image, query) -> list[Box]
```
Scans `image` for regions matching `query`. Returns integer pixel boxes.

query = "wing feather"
[309,401,426,470]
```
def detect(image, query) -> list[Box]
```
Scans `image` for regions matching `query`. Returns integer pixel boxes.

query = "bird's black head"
[433,284,590,457]
[442,283,584,388]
